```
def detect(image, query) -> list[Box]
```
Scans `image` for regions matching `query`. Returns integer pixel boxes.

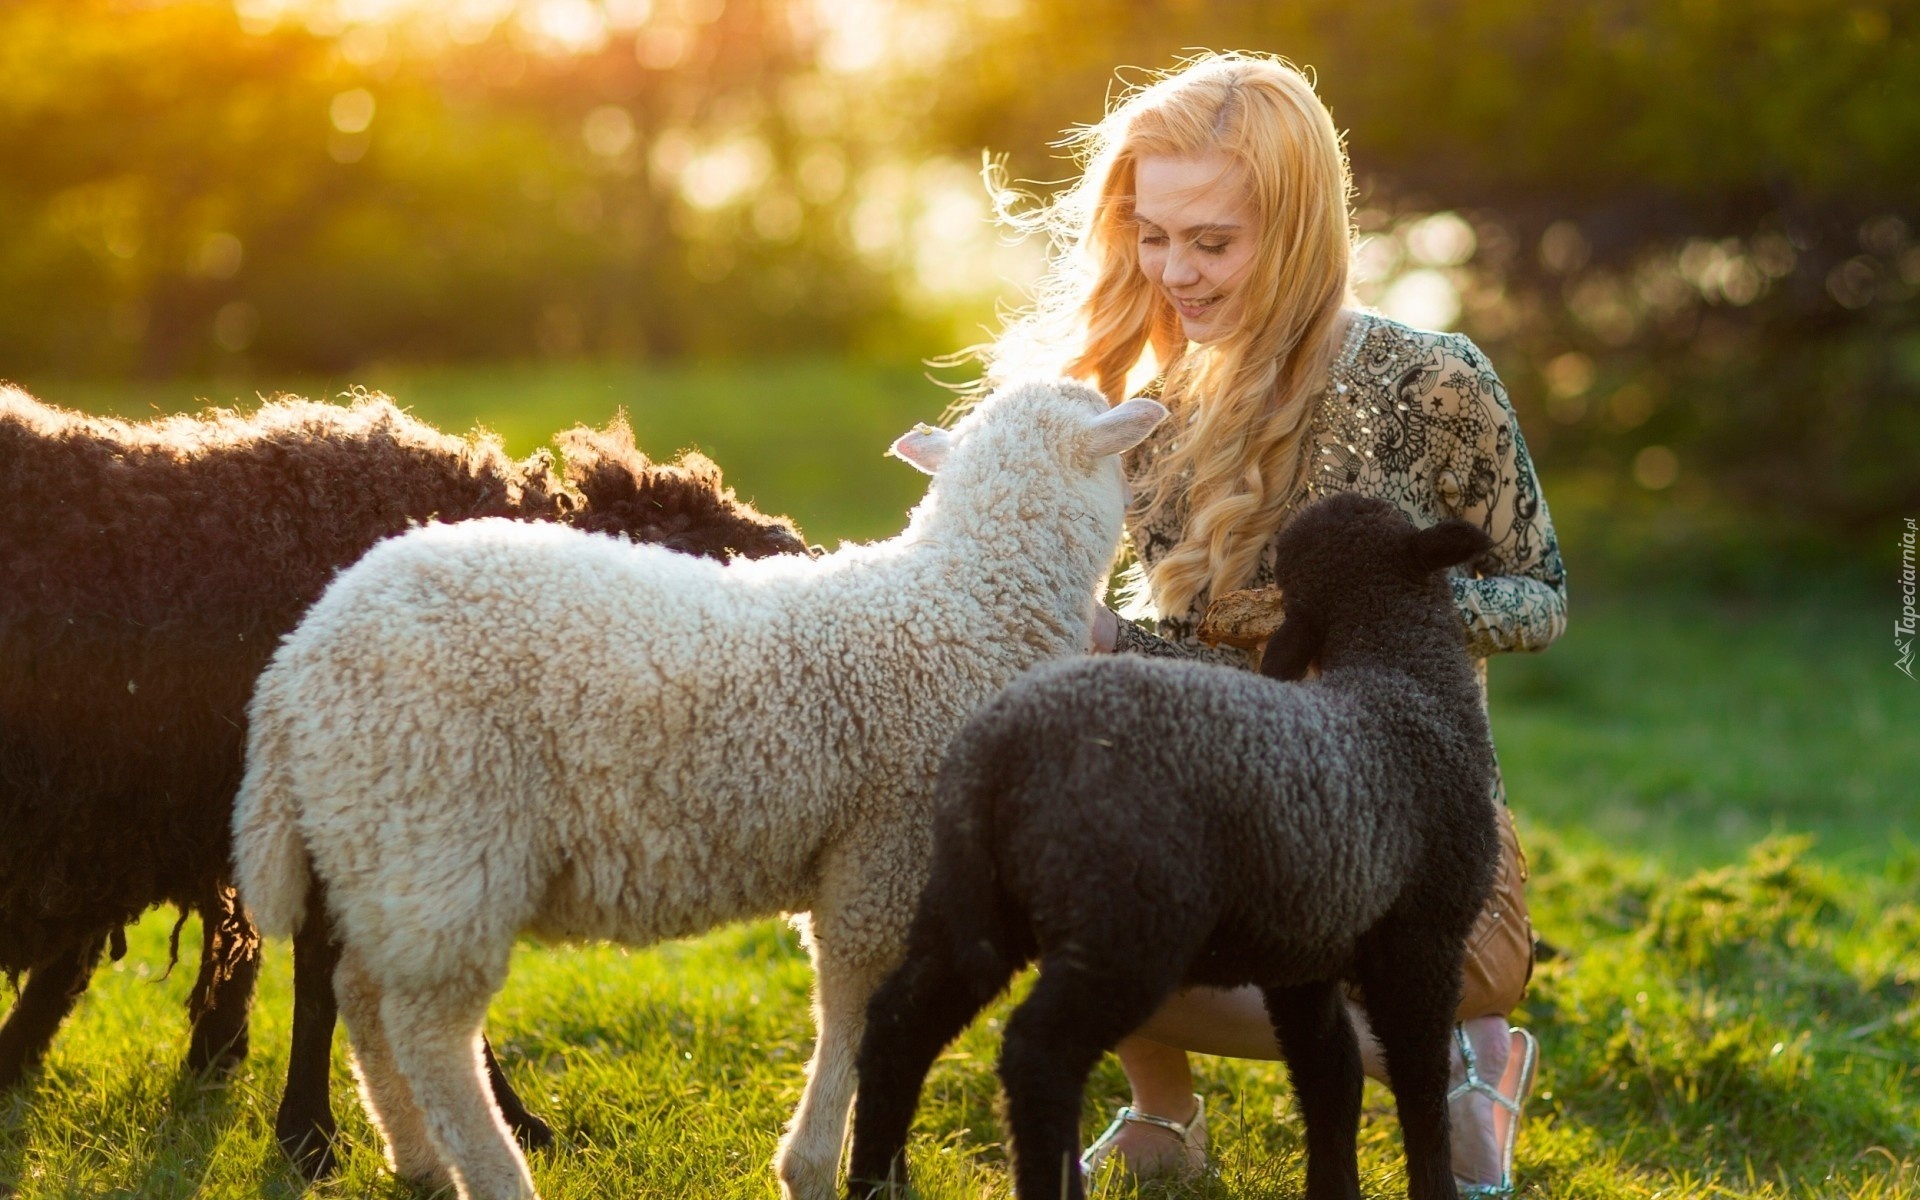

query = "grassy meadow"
[1,362,1915,1199]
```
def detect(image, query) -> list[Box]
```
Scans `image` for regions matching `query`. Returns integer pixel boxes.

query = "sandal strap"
[1079,1094,1203,1175]
[1448,1025,1539,1198]
[1446,1025,1523,1119]
[1117,1104,1194,1139]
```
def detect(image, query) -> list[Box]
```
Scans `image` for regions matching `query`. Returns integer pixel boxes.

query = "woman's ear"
[889,423,953,475]
[1258,602,1323,682]
[1081,398,1169,461]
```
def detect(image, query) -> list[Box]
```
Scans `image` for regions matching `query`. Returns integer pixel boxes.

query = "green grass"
[3,361,1916,1198]
[1488,589,1916,869]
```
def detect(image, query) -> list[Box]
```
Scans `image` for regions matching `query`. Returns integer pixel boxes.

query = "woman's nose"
[1159,245,1200,289]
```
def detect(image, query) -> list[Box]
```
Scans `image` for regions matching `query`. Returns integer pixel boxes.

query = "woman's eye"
[1197,241,1230,256]
[1138,233,1168,246]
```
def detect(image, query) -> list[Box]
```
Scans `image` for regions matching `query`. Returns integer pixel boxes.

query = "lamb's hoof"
[845,1170,908,1200]
[279,1124,340,1181]
[185,1028,250,1076]
[776,1151,837,1200]
[184,1045,248,1079]
[511,1109,555,1153]
[0,1056,30,1093]
[276,1105,339,1182]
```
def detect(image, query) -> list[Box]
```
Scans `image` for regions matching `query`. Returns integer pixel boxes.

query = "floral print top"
[1113,310,1569,675]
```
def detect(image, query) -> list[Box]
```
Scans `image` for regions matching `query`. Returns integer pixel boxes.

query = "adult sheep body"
[849,492,1503,1200]
[231,379,1167,1200]
[0,385,806,1174]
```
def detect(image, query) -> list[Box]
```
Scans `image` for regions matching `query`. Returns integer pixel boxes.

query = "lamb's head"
[1258,492,1493,681]
[889,378,1166,571]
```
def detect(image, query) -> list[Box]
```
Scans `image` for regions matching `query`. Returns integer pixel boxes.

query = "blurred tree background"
[6,17,1919,1190]
[2,0,1915,575]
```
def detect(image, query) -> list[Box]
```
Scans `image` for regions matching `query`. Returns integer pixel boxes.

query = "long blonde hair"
[977,52,1355,619]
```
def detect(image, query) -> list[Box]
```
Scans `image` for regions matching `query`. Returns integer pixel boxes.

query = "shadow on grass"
[0,1060,250,1200]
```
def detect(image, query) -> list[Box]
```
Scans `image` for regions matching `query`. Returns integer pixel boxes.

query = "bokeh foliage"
[1,0,1915,552]
[0,0,910,376]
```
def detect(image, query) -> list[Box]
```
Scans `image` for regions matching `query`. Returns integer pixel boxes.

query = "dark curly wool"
[849,493,1501,1200]
[0,384,803,1172]
[557,417,810,560]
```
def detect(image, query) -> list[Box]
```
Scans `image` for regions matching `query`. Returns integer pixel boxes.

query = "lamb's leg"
[185,885,259,1075]
[1352,927,1463,1200]
[382,985,536,1200]
[998,961,1177,1200]
[778,856,928,1200]
[776,940,885,1200]
[1261,980,1364,1200]
[0,933,108,1089]
[846,922,1020,1198]
[278,885,346,1179]
[483,1035,554,1153]
[276,887,548,1180]
[334,950,450,1189]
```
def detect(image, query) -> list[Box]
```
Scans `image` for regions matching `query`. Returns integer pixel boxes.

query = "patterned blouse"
[1112,310,1569,688]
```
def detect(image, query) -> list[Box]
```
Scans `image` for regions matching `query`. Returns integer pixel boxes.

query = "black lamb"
[0,385,806,1177]
[847,491,1501,1200]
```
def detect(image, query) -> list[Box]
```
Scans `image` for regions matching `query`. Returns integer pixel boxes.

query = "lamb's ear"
[1258,603,1323,682]
[1081,398,1169,461]
[889,423,953,475]
[1406,519,1495,577]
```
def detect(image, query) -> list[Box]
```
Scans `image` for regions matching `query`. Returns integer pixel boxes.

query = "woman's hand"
[1090,605,1120,653]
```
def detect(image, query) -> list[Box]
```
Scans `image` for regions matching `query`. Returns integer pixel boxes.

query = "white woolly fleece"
[231,378,1164,1200]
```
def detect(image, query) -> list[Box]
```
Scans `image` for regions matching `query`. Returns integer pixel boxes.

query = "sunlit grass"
[1,835,1913,1198]
[2,587,1916,1199]
[3,362,1914,1197]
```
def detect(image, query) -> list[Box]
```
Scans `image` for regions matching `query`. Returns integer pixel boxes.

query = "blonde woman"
[973,53,1564,1198]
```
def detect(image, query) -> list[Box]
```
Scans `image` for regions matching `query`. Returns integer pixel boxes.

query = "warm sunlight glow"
[232,0,672,52]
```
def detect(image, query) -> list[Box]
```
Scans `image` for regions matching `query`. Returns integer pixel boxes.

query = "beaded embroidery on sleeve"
[1114,311,1568,665]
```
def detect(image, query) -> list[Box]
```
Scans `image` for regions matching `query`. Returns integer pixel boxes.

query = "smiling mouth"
[1172,293,1222,318]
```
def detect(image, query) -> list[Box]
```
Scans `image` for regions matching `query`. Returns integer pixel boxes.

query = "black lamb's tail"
[926,731,1036,986]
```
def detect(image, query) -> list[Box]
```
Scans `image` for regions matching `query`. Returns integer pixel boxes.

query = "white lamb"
[231,378,1166,1200]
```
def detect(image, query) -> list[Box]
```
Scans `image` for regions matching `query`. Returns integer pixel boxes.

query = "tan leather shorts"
[1456,802,1534,1020]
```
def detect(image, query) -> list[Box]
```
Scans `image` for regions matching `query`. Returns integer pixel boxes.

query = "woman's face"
[1131,151,1261,344]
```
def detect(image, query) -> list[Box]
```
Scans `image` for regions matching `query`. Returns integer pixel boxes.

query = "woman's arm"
[1423,335,1569,657]
[1105,608,1255,667]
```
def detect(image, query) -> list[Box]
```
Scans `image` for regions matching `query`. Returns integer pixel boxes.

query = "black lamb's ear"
[1259,603,1322,682]
[1406,519,1494,578]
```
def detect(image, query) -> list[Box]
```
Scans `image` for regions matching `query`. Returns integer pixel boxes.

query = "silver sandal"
[1078,1092,1208,1180]
[1448,1025,1538,1199]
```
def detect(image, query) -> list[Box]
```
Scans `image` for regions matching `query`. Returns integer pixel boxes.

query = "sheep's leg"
[334,951,451,1189]
[482,1035,555,1153]
[276,887,548,1181]
[777,940,886,1200]
[1261,980,1364,1200]
[778,853,924,1200]
[1351,928,1462,1200]
[382,985,536,1200]
[999,961,1176,1200]
[846,925,1020,1198]
[185,885,259,1075]
[278,885,345,1179]
[0,933,107,1089]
